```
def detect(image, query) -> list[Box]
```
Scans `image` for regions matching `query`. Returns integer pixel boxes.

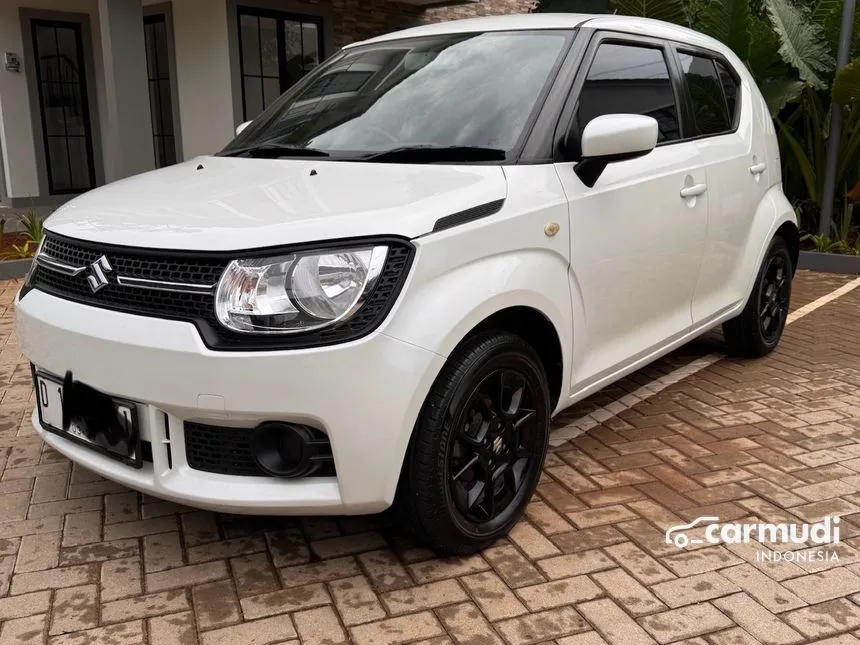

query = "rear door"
[673,46,767,322]
[554,33,709,389]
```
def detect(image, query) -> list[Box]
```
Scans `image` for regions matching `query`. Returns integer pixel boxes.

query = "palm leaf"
[760,78,806,114]
[766,0,835,89]
[611,0,688,25]
[833,58,860,105]
[695,0,751,59]
[747,15,788,81]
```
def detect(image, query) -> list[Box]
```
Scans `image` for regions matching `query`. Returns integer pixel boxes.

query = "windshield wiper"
[358,146,506,163]
[219,142,330,159]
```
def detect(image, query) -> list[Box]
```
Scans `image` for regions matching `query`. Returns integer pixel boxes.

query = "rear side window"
[678,52,731,136]
[576,43,680,142]
[715,60,739,124]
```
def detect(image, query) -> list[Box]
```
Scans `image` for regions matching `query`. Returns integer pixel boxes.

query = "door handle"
[750,162,767,175]
[680,183,707,198]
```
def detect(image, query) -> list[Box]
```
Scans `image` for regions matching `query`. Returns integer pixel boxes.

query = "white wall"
[0,0,236,201]
[0,0,107,200]
[171,0,235,158]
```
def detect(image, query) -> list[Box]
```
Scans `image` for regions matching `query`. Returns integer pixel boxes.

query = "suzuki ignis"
[16,14,798,554]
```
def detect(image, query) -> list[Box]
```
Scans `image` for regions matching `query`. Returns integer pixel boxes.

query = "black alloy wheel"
[399,331,550,555]
[723,235,793,357]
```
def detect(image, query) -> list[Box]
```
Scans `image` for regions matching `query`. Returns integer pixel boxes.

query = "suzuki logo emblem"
[86,255,112,293]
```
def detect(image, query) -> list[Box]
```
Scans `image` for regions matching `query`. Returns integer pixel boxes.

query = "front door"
[237,6,324,121]
[555,36,709,389]
[31,19,96,195]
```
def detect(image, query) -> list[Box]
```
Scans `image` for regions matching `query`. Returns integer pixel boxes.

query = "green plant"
[2,241,36,260]
[832,193,856,241]
[17,208,44,245]
[802,232,843,251]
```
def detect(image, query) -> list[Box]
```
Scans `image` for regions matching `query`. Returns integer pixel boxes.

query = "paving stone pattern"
[0,270,859,644]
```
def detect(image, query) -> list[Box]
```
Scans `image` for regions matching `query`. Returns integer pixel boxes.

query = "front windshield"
[221,30,572,160]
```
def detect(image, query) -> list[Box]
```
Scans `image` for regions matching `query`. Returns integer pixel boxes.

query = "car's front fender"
[382,241,573,412]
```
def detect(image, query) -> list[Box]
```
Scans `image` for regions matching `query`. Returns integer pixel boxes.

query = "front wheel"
[399,332,550,555]
[723,235,792,358]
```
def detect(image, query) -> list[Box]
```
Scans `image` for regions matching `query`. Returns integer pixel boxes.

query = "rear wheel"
[399,332,550,555]
[723,236,792,357]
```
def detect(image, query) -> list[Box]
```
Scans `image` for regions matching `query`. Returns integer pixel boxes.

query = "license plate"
[33,369,142,468]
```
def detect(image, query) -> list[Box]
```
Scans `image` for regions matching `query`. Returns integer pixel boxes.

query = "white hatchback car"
[16,13,797,554]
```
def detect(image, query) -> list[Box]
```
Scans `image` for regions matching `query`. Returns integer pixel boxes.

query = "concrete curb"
[0,258,32,280]
[798,251,860,275]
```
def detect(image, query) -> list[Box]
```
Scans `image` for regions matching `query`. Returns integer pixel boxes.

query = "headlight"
[215,245,389,334]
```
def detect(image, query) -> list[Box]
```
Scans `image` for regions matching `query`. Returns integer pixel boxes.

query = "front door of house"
[31,19,96,194]
[237,6,324,121]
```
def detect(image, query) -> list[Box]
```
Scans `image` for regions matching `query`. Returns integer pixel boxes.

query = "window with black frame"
[31,19,96,194]
[678,52,731,137]
[144,14,177,168]
[238,7,323,121]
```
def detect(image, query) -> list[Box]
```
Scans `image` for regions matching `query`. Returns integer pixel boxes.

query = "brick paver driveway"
[1,270,860,645]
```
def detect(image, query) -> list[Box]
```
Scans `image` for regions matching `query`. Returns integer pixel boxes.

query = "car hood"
[44,156,508,251]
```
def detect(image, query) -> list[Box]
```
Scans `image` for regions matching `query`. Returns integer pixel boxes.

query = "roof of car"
[348,13,731,59]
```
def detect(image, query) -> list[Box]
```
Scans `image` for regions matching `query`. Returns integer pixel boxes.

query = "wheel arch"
[456,305,564,411]
[775,219,800,275]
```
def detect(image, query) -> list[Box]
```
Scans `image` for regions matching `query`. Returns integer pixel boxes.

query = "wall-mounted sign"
[5,52,21,72]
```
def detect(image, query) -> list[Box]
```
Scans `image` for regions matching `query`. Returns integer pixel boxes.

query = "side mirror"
[235,120,252,137]
[574,114,658,188]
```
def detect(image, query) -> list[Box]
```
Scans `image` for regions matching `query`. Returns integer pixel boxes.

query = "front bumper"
[17,289,445,515]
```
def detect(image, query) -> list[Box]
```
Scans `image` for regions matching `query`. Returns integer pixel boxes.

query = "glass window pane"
[158,80,174,136]
[263,77,282,108]
[679,53,730,136]
[65,83,85,135]
[577,43,680,142]
[35,26,59,83]
[67,136,91,190]
[47,137,71,191]
[260,17,278,77]
[716,60,738,124]
[240,14,261,76]
[144,22,157,77]
[55,27,80,84]
[41,82,66,136]
[302,23,320,71]
[162,136,177,166]
[243,76,264,120]
[154,20,169,78]
[285,21,304,85]
[230,31,569,155]
[149,79,162,134]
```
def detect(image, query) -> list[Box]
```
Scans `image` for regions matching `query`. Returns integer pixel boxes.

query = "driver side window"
[576,42,680,143]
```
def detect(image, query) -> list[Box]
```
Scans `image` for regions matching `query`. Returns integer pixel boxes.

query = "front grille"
[26,232,414,350]
[184,422,334,478]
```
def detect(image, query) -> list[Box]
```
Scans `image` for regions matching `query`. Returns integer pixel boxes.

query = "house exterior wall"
[170,0,235,158]
[423,0,538,22]
[0,0,539,205]
[0,0,107,202]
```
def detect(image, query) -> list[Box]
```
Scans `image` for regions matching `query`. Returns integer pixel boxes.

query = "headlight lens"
[215,245,388,334]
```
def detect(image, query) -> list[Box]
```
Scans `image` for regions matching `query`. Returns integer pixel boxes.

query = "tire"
[723,235,793,358]
[398,331,550,555]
